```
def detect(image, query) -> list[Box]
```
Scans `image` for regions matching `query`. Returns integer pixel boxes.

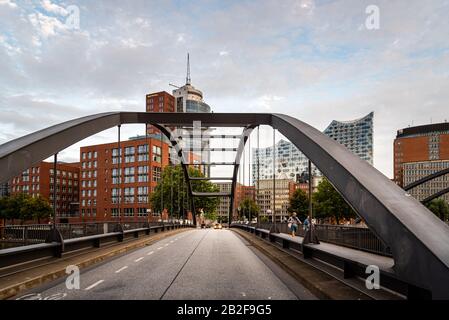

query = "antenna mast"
[186,53,191,85]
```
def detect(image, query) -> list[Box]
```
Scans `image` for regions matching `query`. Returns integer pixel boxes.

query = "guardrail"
[232,223,432,299]
[238,222,392,257]
[0,222,193,269]
[0,220,188,248]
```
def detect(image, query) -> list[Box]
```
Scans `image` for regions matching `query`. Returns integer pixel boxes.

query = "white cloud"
[1,0,449,179]
[28,12,68,38]
[40,0,68,16]
[0,0,17,9]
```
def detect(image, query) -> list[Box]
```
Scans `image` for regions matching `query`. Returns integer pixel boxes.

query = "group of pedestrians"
[287,212,311,237]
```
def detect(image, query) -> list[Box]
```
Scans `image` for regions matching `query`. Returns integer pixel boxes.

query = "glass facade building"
[252,112,374,184]
[323,112,374,165]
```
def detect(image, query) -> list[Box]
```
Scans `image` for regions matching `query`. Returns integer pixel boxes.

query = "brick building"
[145,91,175,135]
[394,122,449,187]
[79,136,169,222]
[10,161,80,223]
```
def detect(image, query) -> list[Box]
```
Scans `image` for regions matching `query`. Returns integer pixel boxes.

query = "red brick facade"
[79,137,169,222]
[10,161,80,222]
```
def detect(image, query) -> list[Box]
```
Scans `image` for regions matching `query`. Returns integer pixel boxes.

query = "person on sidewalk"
[303,215,310,232]
[287,212,302,237]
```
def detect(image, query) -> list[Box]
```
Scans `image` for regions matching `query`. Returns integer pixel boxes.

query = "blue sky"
[1,0,449,178]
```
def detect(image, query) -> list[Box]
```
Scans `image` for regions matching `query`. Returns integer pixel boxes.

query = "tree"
[313,178,357,224]
[288,188,309,220]
[426,199,449,221]
[7,193,29,224]
[150,165,220,218]
[32,196,53,224]
[0,194,52,225]
[0,196,10,226]
[239,198,260,221]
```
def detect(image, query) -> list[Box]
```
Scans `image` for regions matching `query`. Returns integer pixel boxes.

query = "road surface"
[15,229,315,300]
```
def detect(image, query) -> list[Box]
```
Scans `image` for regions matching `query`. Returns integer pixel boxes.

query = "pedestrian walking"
[287,212,302,237]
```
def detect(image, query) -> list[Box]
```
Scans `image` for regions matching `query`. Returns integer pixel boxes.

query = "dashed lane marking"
[115,266,128,273]
[85,280,104,291]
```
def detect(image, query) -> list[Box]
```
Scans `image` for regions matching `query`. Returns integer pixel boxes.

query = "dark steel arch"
[422,187,449,204]
[1,111,449,298]
[404,167,449,191]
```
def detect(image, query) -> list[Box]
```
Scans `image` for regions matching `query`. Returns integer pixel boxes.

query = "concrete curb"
[232,229,370,300]
[0,228,190,300]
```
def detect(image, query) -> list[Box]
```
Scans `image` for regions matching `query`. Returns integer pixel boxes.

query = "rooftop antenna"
[186,53,191,85]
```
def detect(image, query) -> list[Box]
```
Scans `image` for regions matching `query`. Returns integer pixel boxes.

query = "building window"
[152,145,162,162]
[152,166,161,182]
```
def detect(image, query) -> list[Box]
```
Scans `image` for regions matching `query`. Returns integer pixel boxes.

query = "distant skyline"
[1,0,449,179]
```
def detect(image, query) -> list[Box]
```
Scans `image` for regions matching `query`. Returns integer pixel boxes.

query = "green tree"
[32,196,53,224]
[150,165,220,218]
[7,193,29,224]
[239,198,260,221]
[288,188,309,220]
[0,196,11,226]
[426,199,449,221]
[313,178,357,224]
[19,195,34,224]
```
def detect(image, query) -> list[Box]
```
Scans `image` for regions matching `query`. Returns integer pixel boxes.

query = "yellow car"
[213,223,223,229]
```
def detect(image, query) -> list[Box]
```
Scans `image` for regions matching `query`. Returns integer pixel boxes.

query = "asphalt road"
[14,229,316,300]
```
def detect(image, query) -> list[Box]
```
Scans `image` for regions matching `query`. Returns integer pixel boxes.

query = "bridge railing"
[0,222,194,269]
[0,221,179,249]
[231,223,418,299]
[235,222,392,257]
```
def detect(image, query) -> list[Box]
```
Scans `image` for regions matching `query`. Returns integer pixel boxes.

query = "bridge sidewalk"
[273,232,395,273]
[0,228,190,300]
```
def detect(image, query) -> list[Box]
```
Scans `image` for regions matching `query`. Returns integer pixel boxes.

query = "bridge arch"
[1,112,449,298]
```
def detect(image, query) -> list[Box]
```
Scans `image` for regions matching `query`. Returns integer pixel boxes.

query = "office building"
[403,160,449,203]
[9,162,80,223]
[145,54,212,175]
[252,139,316,183]
[79,136,169,222]
[215,182,255,221]
[256,179,296,222]
[394,122,449,187]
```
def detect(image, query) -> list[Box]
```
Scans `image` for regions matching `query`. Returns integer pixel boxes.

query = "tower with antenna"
[186,53,191,85]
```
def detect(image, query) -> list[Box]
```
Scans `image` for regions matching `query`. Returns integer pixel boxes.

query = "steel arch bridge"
[404,167,449,204]
[1,112,449,299]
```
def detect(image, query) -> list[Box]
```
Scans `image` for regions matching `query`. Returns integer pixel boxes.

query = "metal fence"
[0,221,169,248]
[238,222,392,257]
[0,224,51,248]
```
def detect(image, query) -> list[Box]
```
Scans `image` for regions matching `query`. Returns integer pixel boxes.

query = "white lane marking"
[164,243,169,247]
[85,280,104,291]
[115,266,128,273]
[241,292,246,297]
[175,238,178,241]
[170,240,174,243]
[135,257,144,262]
[147,251,154,256]
[157,247,163,250]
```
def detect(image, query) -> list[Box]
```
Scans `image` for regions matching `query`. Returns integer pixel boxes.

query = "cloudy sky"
[1,0,449,179]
